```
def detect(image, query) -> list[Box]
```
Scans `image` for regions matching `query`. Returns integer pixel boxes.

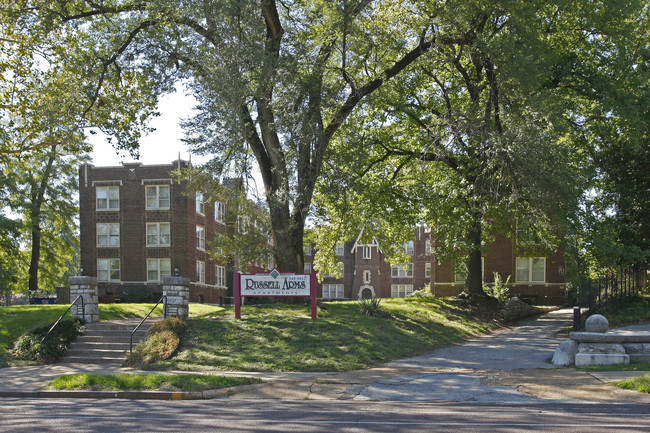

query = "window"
[404,241,414,255]
[147,258,171,282]
[146,185,170,209]
[304,263,312,274]
[98,259,120,281]
[336,243,345,256]
[215,265,226,287]
[304,245,314,256]
[196,261,205,284]
[195,192,204,214]
[96,186,119,210]
[391,284,414,298]
[322,284,344,299]
[455,258,484,283]
[425,263,432,278]
[425,240,432,256]
[215,201,225,223]
[516,257,546,283]
[392,264,413,278]
[363,245,371,260]
[196,226,205,250]
[238,216,250,234]
[363,270,371,284]
[268,254,275,270]
[96,223,120,247]
[146,222,170,247]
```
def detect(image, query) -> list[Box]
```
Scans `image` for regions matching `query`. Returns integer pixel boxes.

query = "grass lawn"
[145,297,502,372]
[48,372,262,392]
[613,374,650,393]
[0,305,69,352]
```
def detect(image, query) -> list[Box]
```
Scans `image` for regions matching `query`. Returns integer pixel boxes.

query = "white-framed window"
[392,264,413,278]
[97,258,120,281]
[238,215,250,234]
[304,262,312,274]
[147,258,171,282]
[196,225,205,250]
[96,186,119,210]
[363,245,371,260]
[322,284,344,299]
[363,270,371,284]
[195,192,205,214]
[267,254,275,270]
[215,201,225,223]
[336,243,345,256]
[215,265,226,287]
[391,284,414,298]
[304,245,314,256]
[404,241,414,255]
[425,263,432,278]
[96,223,120,247]
[145,185,170,209]
[196,261,205,284]
[516,257,546,283]
[455,258,485,283]
[425,240,432,256]
[146,222,170,247]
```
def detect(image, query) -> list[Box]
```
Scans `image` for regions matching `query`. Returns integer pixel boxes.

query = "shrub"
[408,284,435,299]
[484,272,512,302]
[124,317,187,367]
[359,297,387,317]
[12,318,83,363]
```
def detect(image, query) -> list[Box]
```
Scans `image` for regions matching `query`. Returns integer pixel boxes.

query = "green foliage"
[359,297,387,317]
[612,374,650,394]
[48,373,262,392]
[124,317,187,367]
[11,318,83,363]
[0,305,69,353]
[145,300,500,372]
[593,293,650,327]
[407,284,435,299]
[484,273,512,302]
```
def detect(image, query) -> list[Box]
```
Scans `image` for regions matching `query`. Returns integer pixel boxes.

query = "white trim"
[358,285,376,300]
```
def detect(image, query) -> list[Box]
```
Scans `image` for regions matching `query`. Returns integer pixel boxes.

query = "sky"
[89,88,206,166]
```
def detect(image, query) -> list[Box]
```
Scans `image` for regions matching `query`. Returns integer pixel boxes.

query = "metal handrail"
[39,295,85,358]
[130,296,167,352]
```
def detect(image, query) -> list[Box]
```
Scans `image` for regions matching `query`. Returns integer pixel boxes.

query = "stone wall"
[69,276,99,323]
[163,276,190,319]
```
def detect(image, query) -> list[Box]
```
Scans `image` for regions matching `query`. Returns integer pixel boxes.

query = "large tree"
[312,0,636,298]
[13,0,446,273]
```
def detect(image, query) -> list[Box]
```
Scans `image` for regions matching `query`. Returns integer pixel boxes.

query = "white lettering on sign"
[240,271,311,297]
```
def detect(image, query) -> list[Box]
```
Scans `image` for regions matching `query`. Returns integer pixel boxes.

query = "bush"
[359,297,389,317]
[124,317,187,367]
[11,318,83,363]
[484,272,512,302]
[408,284,435,299]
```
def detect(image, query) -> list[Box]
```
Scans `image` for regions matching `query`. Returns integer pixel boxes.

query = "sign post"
[235,269,317,320]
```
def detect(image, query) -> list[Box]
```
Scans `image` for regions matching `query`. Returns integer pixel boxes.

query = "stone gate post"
[163,276,190,319]
[68,276,99,323]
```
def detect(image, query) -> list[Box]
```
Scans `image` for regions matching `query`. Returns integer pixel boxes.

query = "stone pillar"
[163,276,190,319]
[68,276,99,323]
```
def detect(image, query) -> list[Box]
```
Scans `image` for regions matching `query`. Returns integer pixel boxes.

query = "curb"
[0,389,231,400]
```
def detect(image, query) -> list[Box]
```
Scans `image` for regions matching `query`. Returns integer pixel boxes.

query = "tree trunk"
[463,218,487,300]
[268,200,304,273]
[26,145,58,293]
[28,222,41,292]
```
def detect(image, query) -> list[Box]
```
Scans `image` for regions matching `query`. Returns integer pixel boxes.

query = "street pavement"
[2,308,650,403]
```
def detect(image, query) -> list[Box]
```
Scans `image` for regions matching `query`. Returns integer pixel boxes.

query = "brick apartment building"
[311,228,568,305]
[79,159,266,304]
[80,161,567,306]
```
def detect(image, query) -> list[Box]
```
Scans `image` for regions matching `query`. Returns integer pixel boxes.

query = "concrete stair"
[62,318,159,365]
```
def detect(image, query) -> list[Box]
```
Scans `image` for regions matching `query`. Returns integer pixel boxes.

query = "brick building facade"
[80,161,568,306]
[79,160,243,303]
[312,227,568,305]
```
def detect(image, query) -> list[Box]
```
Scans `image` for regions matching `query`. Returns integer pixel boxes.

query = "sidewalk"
[2,309,650,402]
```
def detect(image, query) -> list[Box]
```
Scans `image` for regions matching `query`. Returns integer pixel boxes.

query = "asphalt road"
[2,398,650,432]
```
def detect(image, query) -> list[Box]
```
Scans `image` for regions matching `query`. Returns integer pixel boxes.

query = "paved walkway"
[1,308,650,402]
